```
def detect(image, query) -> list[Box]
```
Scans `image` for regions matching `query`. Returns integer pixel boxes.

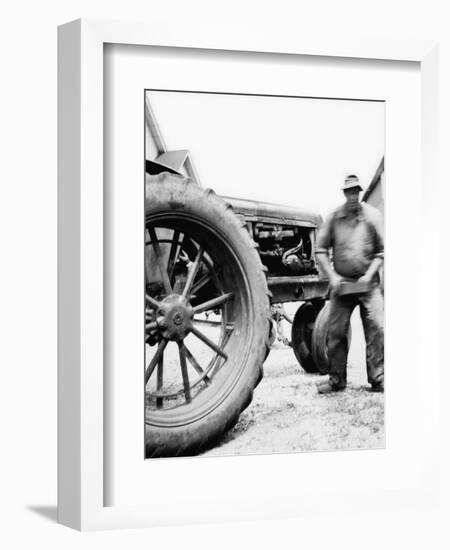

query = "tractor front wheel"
[291,301,322,373]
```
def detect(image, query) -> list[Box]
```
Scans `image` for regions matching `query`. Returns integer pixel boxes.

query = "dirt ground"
[202,307,385,457]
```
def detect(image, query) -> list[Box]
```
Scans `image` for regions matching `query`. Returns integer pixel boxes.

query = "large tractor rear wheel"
[145,173,271,457]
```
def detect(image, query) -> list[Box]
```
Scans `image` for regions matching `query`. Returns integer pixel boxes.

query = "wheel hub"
[157,294,193,341]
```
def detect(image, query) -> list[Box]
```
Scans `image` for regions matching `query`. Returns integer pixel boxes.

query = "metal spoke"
[192,320,235,335]
[178,343,191,403]
[146,294,161,311]
[181,244,204,300]
[167,229,181,282]
[168,232,190,284]
[192,292,233,314]
[205,324,233,376]
[156,357,164,409]
[192,318,223,328]
[147,226,173,295]
[145,339,167,384]
[191,271,213,295]
[183,344,211,385]
[189,325,228,359]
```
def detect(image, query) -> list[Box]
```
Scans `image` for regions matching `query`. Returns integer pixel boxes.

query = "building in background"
[362,157,384,217]
[362,157,385,293]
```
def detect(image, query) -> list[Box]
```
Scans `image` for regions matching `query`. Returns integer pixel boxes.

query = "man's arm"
[316,213,342,291]
[358,256,383,284]
[316,252,343,290]
[358,206,384,284]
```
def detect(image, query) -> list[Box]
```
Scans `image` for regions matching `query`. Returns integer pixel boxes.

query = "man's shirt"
[316,202,384,279]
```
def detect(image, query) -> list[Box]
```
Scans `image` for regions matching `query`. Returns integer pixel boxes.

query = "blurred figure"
[315,174,384,394]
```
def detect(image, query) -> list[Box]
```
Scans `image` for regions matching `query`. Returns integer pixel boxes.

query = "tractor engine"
[254,223,317,276]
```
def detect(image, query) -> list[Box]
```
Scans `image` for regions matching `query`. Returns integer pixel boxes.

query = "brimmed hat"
[341,174,363,191]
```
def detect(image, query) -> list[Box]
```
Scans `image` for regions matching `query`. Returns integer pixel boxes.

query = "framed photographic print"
[58,19,439,530]
[141,90,386,460]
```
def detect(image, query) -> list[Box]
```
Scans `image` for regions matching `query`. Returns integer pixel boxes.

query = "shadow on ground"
[27,505,57,523]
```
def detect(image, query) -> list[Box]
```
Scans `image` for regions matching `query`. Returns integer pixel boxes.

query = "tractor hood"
[221,195,322,228]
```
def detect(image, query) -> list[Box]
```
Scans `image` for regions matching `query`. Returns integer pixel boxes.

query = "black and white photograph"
[144,90,385,459]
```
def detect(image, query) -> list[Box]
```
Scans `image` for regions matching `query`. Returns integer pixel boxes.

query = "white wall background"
[0,1,448,548]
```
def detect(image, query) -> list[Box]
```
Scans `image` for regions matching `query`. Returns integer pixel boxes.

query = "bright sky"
[147,91,385,219]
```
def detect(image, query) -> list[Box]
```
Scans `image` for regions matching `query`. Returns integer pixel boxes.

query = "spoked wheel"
[145,173,271,458]
[145,234,235,410]
[291,301,322,373]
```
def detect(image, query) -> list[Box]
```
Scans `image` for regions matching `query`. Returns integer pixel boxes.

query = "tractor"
[144,96,343,457]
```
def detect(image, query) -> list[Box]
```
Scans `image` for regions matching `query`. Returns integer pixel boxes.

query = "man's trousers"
[327,286,384,388]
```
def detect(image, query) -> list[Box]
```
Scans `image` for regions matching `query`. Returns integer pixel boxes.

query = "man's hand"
[357,273,373,286]
[329,273,343,291]
[359,257,383,285]
[316,251,342,292]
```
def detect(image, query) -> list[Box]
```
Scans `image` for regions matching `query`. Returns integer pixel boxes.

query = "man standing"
[315,174,384,394]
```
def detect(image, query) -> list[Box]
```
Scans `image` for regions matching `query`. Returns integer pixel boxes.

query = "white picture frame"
[58,18,439,531]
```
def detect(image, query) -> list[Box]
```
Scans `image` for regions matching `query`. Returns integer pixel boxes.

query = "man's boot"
[317,380,346,394]
[371,381,384,393]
